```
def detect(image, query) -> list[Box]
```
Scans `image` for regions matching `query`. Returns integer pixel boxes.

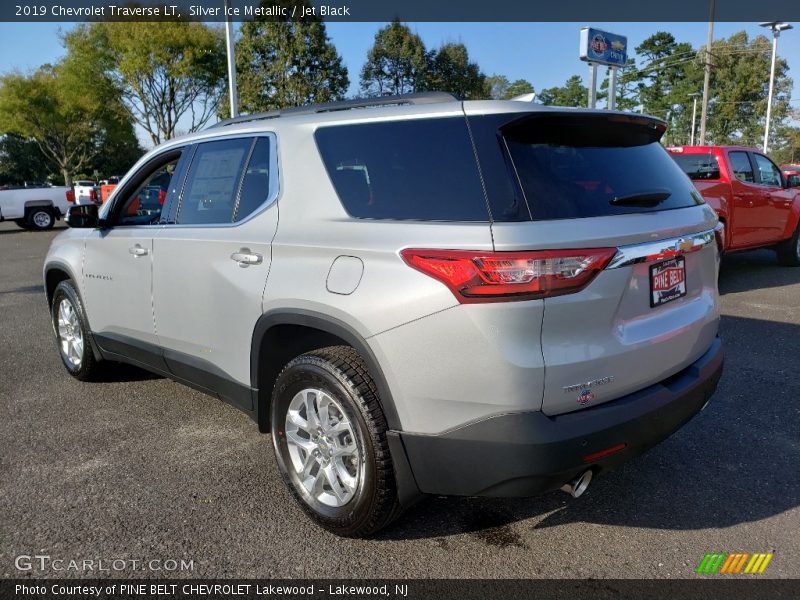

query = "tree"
[505,79,535,99]
[360,20,429,96]
[234,5,348,113]
[539,75,588,107]
[0,133,53,186]
[66,21,226,145]
[705,31,793,147]
[0,58,133,186]
[485,74,510,99]
[427,43,486,99]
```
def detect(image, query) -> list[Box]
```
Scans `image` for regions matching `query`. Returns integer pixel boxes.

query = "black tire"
[13,219,30,229]
[26,207,55,231]
[776,223,800,266]
[271,346,401,537]
[51,280,101,381]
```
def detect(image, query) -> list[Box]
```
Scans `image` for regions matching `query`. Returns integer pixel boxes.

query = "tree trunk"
[62,168,72,187]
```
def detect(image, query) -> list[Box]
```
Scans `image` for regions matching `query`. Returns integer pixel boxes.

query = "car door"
[151,135,279,411]
[752,152,794,238]
[727,150,768,248]
[82,147,189,367]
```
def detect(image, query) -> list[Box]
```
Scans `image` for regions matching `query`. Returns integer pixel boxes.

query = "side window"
[177,138,252,225]
[234,137,273,222]
[116,153,182,226]
[753,154,782,187]
[728,151,754,183]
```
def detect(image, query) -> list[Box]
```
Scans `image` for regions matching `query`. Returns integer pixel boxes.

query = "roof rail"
[209,92,459,129]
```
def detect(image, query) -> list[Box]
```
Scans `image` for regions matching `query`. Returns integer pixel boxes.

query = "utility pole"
[223,0,238,118]
[689,92,701,145]
[760,22,793,154]
[698,0,715,145]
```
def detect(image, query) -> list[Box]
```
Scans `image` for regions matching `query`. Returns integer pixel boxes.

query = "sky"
[1,21,797,147]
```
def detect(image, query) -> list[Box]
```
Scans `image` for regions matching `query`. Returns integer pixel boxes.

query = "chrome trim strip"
[606,228,716,269]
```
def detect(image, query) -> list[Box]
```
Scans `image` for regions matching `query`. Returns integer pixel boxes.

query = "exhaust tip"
[561,470,593,498]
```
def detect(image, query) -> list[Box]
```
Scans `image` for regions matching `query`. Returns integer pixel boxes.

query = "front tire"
[776,223,800,266]
[271,346,400,537]
[51,280,100,381]
[27,207,55,231]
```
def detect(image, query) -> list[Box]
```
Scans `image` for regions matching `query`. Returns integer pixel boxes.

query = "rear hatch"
[467,107,720,416]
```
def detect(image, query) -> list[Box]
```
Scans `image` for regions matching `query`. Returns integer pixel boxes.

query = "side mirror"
[66,204,100,228]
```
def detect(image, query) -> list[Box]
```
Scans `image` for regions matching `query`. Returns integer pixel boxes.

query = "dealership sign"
[579,27,627,66]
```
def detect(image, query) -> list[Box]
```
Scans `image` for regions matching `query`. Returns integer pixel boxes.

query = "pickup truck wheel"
[13,219,30,229]
[271,346,401,537]
[776,224,800,267]
[27,207,55,231]
[51,280,100,381]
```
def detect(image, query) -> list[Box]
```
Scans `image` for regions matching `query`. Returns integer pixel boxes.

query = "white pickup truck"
[0,185,72,230]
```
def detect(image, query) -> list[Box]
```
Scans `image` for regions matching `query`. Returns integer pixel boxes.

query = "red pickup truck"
[668,146,800,266]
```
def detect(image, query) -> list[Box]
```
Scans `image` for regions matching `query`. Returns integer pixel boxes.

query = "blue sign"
[579,27,628,67]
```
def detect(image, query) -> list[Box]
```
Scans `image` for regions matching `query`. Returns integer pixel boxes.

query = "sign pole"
[223,0,238,118]
[608,67,617,110]
[588,63,597,109]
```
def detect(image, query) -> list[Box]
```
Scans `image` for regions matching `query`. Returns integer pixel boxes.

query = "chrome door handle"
[230,249,263,267]
[129,245,148,257]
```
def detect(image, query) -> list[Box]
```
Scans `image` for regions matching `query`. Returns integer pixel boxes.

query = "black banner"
[2,0,800,23]
[3,579,800,600]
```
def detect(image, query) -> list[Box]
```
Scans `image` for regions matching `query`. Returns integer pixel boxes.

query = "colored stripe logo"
[696,553,773,574]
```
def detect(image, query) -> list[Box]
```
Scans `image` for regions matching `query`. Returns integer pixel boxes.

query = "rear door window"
[671,153,720,180]
[752,153,782,187]
[498,115,703,220]
[315,117,489,221]
[729,151,755,183]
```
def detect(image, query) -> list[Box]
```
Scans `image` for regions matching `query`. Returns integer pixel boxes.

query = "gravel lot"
[1,221,798,579]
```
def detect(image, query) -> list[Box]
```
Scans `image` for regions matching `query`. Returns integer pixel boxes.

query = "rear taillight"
[400,247,616,303]
[89,188,96,201]
[66,190,75,203]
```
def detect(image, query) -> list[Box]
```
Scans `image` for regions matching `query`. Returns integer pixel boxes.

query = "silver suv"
[44,93,724,537]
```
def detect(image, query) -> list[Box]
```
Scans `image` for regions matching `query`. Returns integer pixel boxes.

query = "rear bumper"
[399,337,723,497]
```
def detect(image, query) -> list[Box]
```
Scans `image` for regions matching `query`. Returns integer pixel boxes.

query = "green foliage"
[0,133,53,186]
[65,21,226,145]
[233,7,348,113]
[360,20,429,96]
[539,75,588,107]
[505,79,535,99]
[484,74,510,99]
[0,54,136,185]
[427,43,486,99]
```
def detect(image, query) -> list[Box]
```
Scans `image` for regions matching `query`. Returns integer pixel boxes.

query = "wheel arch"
[250,309,401,434]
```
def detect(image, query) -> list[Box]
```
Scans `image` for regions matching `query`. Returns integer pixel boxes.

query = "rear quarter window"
[314,117,489,221]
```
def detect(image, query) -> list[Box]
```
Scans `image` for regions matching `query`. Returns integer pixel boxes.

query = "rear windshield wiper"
[609,189,672,207]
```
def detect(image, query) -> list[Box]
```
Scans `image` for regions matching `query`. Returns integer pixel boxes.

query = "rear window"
[499,115,703,220]
[314,118,489,221]
[671,152,721,180]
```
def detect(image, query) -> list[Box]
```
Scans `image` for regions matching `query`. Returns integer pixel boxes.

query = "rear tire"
[271,346,401,537]
[26,207,55,231]
[776,223,800,266]
[51,280,101,381]
[13,219,29,229]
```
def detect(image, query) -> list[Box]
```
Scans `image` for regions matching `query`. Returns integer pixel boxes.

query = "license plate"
[650,257,686,307]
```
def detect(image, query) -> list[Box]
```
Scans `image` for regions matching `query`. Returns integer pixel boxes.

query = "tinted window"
[234,137,272,222]
[178,138,251,225]
[501,116,702,220]
[753,154,782,187]
[315,118,489,221]
[729,152,754,183]
[117,156,180,226]
[671,153,720,180]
